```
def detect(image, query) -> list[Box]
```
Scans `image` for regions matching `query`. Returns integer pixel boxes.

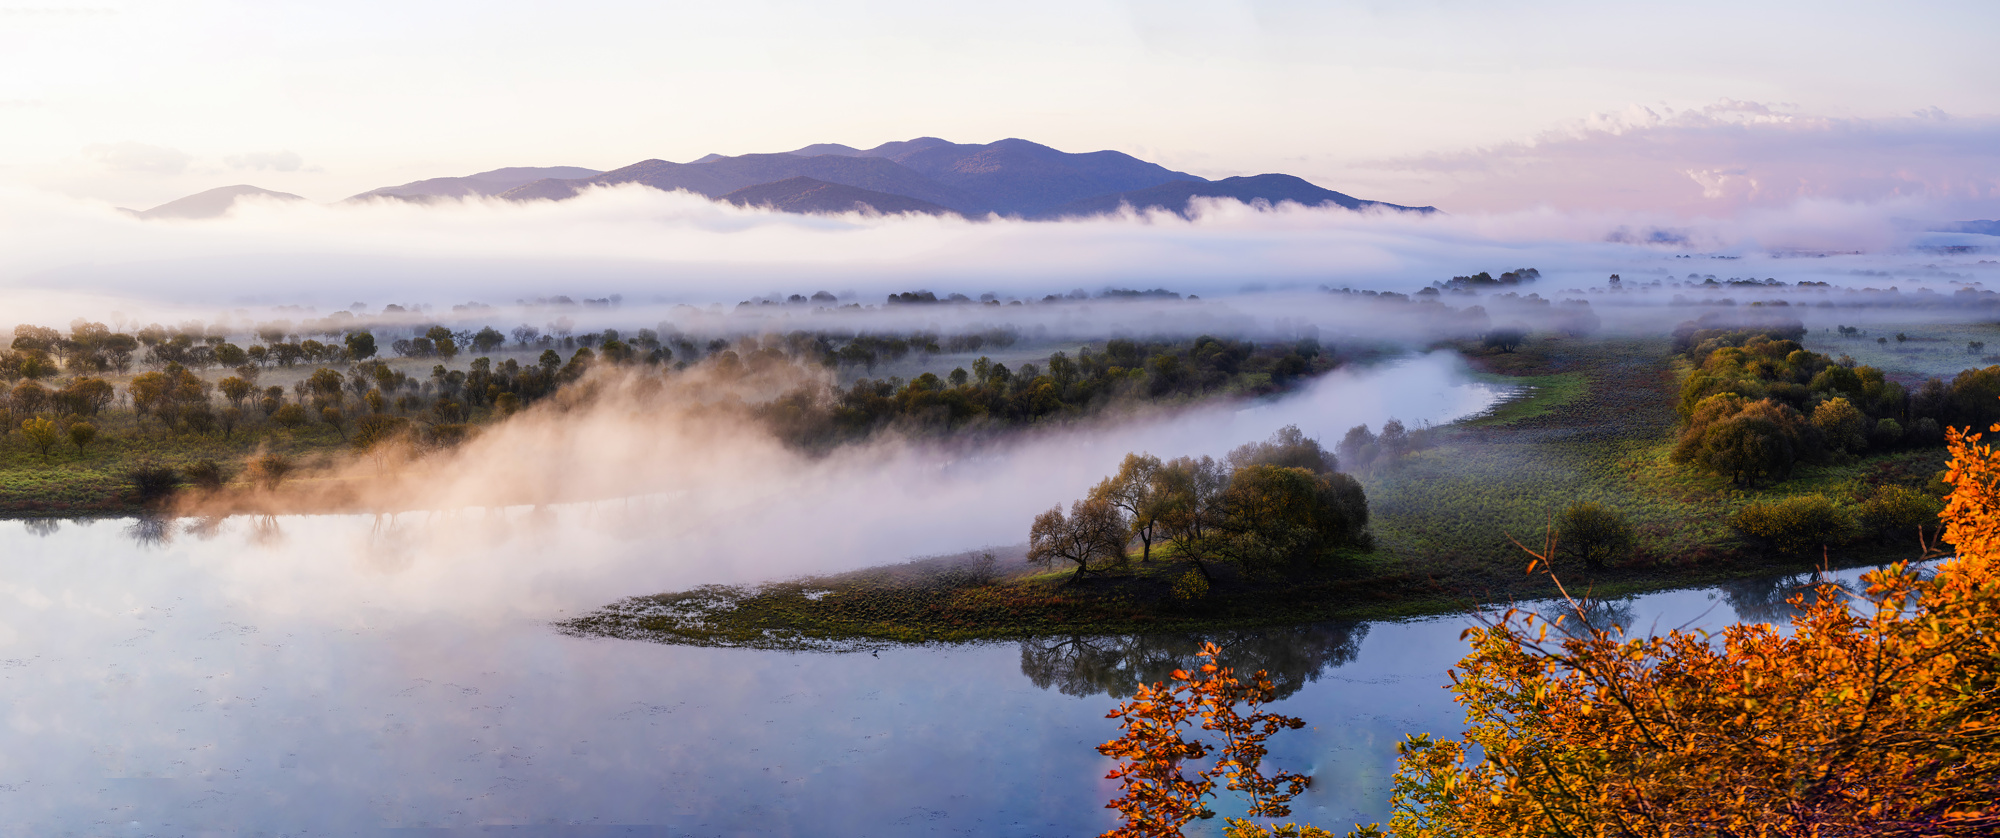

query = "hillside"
[1037,173,1440,219]
[123,185,306,220]
[720,177,957,217]
[345,166,599,203]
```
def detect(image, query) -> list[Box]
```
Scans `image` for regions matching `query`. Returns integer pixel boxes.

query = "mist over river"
[0,354,1814,836]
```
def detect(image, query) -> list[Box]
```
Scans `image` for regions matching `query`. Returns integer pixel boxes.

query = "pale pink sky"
[1,0,1996,216]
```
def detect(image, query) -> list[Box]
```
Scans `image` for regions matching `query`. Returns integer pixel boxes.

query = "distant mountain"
[1037,174,1439,219]
[123,185,307,220]
[721,177,956,217]
[346,166,600,203]
[476,137,1433,220]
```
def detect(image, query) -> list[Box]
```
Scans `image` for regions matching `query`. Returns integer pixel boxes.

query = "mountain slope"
[1038,174,1439,219]
[125,185,307,220]
[346,166,600,203]
[853,137,1201,216]
[502,154,979,211]
[721,177,956,217]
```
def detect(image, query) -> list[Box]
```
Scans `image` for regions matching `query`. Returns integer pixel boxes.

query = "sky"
[3,0,1997,216]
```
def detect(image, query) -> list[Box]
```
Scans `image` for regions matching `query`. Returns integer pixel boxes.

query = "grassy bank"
[564,335,1949,650]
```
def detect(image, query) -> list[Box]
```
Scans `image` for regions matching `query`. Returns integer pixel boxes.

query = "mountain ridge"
[134,138,1441,222]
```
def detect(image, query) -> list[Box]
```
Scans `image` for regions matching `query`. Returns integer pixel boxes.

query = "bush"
[1730,494,1858,555]
[1556,502,1635,568]
[125,464,181,504]
[183,459,227,491]
[1855,484,1944,544]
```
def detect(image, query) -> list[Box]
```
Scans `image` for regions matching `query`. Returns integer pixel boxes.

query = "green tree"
[1213,464,1370,573]
[344,331,377,360]
[66,421,95,453]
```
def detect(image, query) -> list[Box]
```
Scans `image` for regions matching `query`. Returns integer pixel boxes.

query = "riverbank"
[564,334,1949,649]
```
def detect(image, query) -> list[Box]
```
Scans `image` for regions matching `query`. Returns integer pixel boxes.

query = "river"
[0,354,1834,836]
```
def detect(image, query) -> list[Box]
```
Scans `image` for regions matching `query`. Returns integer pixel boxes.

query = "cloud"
[1373,102,2000,217]
[82,141,193,175]
[224,150,304,172]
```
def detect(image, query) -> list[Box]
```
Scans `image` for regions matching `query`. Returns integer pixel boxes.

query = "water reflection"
[1019,621,1368,699]
[1716,572,1855,623]
[1534,595,1639,640]
[22,517,59,537]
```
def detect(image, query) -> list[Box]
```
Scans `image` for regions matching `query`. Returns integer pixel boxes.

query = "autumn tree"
[1028,497,1129,579]
[20,416,59,458]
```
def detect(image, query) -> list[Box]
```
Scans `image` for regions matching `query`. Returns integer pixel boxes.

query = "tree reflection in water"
[1018,621,1368,700]
[1536,596,1639,640]
[124,514,176,547]
[1717,572,1853,624]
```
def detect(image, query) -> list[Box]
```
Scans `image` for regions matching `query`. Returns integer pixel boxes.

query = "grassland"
[565,334,1952,650]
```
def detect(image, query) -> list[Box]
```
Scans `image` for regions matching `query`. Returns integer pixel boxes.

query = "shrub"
[1730,494,1858,555]
[183,459,227,491]
[1172,570,1210,601]
[125,464,180,504]
[1556,501,1635,568]
[1855,484,1944,544]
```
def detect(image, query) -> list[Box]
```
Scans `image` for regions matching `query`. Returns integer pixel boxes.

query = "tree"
[1811,396,1869,454]
[66,421,95,453]
[1672,395,1812,485]
[1155,455,1231,578]
[271,403,307,429]
[1090,453,1166,561]
[1337,425,1380,471]
[20,416,59,458]
[1028,497,1129,579]
[1482,328,1527,353]
[1554,501,1633,568]
[218,376,254,409]
[344,331,378,360]
[425,326,459,361]
[321,406,347,440]
[472,326,505,353]
[1212,465,1370,573]
[1227,425,1336,474]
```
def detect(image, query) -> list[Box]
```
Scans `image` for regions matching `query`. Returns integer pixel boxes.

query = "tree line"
[757,336,1339,450]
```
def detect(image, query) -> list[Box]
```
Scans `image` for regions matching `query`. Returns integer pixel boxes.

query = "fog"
[0,184,1992,327]
[123,354,1496,623]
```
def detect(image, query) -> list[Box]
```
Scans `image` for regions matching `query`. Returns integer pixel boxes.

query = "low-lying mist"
[1,183,1993,330]
[126,353,1499,622]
